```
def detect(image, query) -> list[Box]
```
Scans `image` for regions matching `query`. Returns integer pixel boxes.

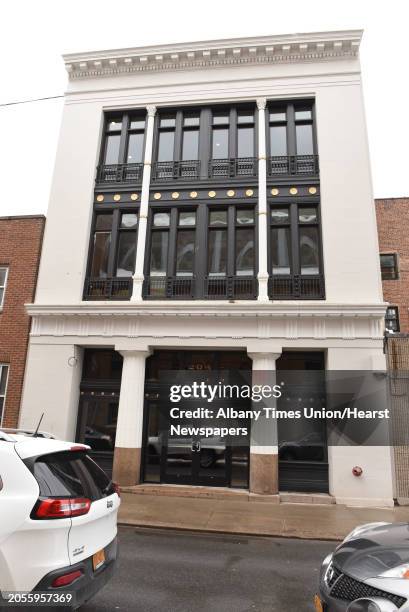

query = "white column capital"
[146,105,157,117]
[248,351,281,367]
[256,97,267,111]
[118,349,152,360]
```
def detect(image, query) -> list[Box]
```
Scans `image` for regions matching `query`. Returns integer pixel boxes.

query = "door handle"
[191,441,201,452]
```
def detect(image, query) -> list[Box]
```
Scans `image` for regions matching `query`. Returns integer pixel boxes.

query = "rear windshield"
[32,451,115,501]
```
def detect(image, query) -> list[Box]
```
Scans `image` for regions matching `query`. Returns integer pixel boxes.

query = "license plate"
[92,548,105,571]
[313,594,324,612]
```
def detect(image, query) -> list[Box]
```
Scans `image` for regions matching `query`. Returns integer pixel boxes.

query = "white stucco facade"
[20,30,393,506]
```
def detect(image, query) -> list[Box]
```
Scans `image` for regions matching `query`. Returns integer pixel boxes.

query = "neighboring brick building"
[0,215,45,428]
[376,197,409,332]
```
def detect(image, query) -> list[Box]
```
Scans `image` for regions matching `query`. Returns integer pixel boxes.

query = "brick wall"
[0,216,45,428]
[376,198,409,333]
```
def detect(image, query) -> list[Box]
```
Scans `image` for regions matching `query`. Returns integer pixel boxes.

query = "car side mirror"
[347,598,398,612]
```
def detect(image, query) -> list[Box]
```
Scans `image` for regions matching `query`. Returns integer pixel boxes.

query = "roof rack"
[0,428,55,439]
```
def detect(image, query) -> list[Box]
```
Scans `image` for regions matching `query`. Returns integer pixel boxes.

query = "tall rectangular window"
[0,364,9,425]
[235,209,255,275]
[212,114,229,159]
[103,119,122,165]
[270,208,291,275]
[157,115,176,161]
[237,111,255,158]
[116,213,138,277]
[295,107,314,155]
[90,215,112,278]
[385,306,400,332]
[182,115,199,160]
[176,211,196,276]
[269,109,287,156]
[126,117,145,163]
[208,210,228,276]
[149,212,170,276]
[0,267,8,308]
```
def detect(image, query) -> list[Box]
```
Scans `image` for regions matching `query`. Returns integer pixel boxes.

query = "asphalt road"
[81,526,335,612]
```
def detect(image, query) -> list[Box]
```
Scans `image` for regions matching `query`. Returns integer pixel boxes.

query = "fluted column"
[248,351,281,494]
[256,97,269,302]
[131,105,156,301]
[112,349,151,485]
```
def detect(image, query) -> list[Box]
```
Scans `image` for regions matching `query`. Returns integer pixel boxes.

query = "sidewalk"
[118,491,409,541]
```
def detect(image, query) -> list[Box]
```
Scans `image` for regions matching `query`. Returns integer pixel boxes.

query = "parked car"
[0,428,120,609]
[316,522,409,611]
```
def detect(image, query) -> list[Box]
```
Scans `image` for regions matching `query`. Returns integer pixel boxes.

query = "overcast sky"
[0,0,407,216]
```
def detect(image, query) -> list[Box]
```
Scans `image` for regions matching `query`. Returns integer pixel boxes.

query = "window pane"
[208,230,227,276]
[237,209,254,225]
[104,134,121,164]
[295,109,312,120]
[300,227,320,275]
[236,228,254,275]
[150,231,168,276]
[270,126,287,156]
[0,288,3,307]
[269,111,286,122]
[237,126,254,157]
[0,268,7,286]
[160,116,176,128]
[116,232,136,277]
[0,366,8,395]
[380,254,398,279]
[213,114,229,125]
[179,211,196,226]
[271,208,289,224]
[182,130,199,160]
[153,212,170,227]
[130,119,145,129]
[127,133,144,162]
[271,227,291,275]
[237,112,254,124]
[95,215,112,231]
[176,230,195,276]
[121,213,138,229]
[212,128,229,158]
[90,233,111,277]
[296,124,314,155]
[107,120,122,132]
[157,131,175,161]
[184,116,200,127]
[299,208,317,223]
[210,211,227,226]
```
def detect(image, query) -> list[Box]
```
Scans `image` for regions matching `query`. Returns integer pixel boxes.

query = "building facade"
[20,31,392,507]
[0,215,45,428]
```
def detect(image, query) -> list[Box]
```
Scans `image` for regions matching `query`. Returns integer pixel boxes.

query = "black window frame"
[385,306,400,332]
[380,253,399,280]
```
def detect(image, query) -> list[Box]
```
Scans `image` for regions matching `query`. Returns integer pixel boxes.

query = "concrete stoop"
[120,483,335,505]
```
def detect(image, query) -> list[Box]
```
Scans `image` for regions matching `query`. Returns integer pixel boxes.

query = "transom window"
[380,253,399,280]
[0,364,9,425]
[270,203,321,277]
[0,267,8,308]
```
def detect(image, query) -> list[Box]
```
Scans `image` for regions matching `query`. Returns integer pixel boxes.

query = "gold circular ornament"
[113,194,121,201]
[96,194,104,202]
[308,186,317,195]
[245,189,254,197]
[153,192,162,200]
[208,190,216,198]
[171,192,180,200]
[131,193,138,201]
[289,187,298,195]
[227,190,235,197]
[190,191,198,199]
[271,188,279,196]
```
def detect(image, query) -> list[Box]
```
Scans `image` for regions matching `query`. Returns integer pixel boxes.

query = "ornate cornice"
[63,30,362,80]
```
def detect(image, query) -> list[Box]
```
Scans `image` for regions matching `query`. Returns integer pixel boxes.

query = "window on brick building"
[380,253,399,280]
[0,364,9,424]
[385,306,400,332]
[0,267,8,308]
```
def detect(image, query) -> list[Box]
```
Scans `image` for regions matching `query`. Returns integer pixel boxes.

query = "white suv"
[0,428,120,609]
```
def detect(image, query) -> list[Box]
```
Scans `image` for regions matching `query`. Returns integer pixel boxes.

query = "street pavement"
[81,526,335,611]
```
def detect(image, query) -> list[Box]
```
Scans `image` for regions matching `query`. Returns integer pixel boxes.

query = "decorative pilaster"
[131,105,156,301]
[248,351,281,494]
[112,349,151,485]
[256,98,269,302]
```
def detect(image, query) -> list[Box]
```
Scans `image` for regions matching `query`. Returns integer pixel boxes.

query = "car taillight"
[113,482,120,497]
[33,497,91,519]
[51,570,83,587]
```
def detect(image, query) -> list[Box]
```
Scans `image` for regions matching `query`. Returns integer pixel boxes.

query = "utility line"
[0,95,64,107]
